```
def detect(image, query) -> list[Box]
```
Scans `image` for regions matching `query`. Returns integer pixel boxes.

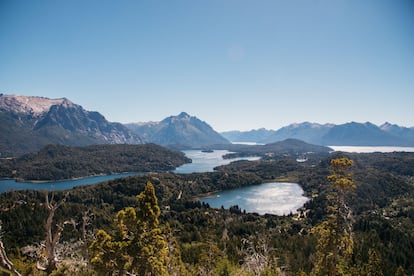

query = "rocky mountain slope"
[126,112,230,149]
[222,121,414,146]
[0,94,143,156]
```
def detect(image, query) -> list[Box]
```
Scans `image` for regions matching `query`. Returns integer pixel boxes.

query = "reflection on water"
[1,150,308,217]
[173,150,260,173]
[200,182,309,216]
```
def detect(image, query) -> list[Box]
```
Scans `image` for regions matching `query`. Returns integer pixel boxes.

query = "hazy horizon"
[1,1,413,132]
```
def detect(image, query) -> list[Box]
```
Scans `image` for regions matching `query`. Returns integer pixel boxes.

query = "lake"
[0,150,259,193]
[0,172,142,193]
[172,150,260,173]
[200,182,309,216]
[329,146,414,153]
[0,149,309,216]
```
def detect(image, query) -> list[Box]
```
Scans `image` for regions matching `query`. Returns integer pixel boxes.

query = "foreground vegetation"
[0,152,413,275]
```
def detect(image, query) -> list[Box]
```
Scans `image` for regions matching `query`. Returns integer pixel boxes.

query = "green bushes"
[0,152,414,274]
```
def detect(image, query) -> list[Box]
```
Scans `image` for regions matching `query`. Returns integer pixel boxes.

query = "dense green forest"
[0,144,190,181]
[0,152,413,275]
[214,138,332,159]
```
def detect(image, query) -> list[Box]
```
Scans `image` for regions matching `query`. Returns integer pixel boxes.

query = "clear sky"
[1,0,414,131]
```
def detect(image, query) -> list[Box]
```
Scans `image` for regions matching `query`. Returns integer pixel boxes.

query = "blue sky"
[1,0,414,131]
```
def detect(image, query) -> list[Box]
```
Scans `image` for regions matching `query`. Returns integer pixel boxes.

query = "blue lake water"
[0,150,308,215]
[2,146,410,215]
[329,146,414,153]
[200,182,309,215]
[172,150,260,174]
[0,172,142,193]
[0,150,259,193]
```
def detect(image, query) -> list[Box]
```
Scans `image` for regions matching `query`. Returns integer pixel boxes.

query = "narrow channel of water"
[0,172,142,193]
[173,150,260,173]
[0,150,309,216]
[0,150,259,193]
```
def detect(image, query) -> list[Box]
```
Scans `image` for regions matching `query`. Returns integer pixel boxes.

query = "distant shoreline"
[10,171,142,184]
[329,146,414,153]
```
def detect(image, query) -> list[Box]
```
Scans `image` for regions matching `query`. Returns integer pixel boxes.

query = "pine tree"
[311,158,355,276]
[365,248,383,276]
[90,181,171,275]
[394,266,407,276]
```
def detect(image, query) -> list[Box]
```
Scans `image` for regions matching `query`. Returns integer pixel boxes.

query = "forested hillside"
[0,144,190,181]
[0,152,413,275]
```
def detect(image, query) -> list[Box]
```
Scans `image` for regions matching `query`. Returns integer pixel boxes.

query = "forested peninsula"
[0,144,190,181]
[0,152,413,275]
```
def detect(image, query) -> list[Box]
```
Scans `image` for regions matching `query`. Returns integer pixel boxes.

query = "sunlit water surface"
[200,182,308,215]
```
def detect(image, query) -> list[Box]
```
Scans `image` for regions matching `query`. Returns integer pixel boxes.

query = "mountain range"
[0,94,143,156]
[0,95,229,156]
[221,122,414,146]
[2,94,413,157]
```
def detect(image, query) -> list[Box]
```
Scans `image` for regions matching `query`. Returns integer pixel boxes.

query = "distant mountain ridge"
[380,122,414,143]
[3,93,413,157]
[126,112,230,149]
[222,121,414,146]
[0,94,144,156]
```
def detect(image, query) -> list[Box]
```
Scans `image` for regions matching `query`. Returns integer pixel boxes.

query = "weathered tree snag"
[81,209,93,242]
[0,240,21,276]
[43,191,71,275]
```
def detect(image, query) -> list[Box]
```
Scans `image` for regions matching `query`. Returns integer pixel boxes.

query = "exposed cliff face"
[127,112,230,149]
[0,94,143,156]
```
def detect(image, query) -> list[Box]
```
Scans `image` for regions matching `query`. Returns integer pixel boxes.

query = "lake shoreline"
[194,190,221,200]
[329,145,414,153]
[0,172,146,193]
[0,150,256,193]
[10,171,144,184]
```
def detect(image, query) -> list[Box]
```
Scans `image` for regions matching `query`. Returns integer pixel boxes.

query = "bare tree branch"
[0,221,21,276]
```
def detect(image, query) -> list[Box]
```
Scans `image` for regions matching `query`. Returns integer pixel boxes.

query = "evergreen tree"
[311,158,355,276]
[365,249,383,276]
[90,181,171,275]
[395,266,407,276]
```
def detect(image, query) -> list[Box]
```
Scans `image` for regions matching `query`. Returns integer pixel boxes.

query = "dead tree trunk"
[44,191,68,275]
[0,240,21,276]
[81,210,93,242]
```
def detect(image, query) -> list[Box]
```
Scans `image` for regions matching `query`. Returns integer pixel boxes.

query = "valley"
[0,146,413,274]
[0,93,414,275]
[2,1,413,274]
